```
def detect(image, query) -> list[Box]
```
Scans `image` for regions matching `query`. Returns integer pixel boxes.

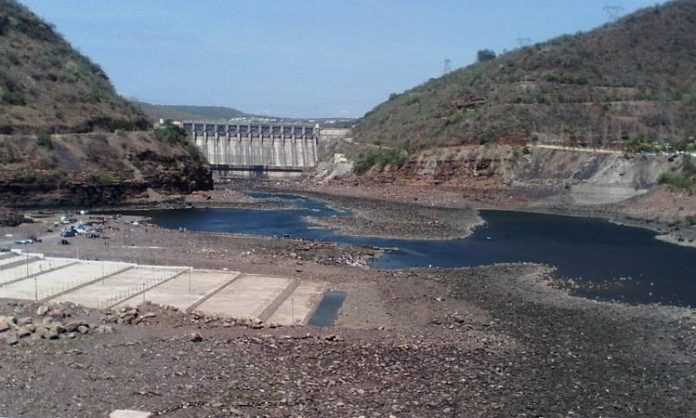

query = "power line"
[443,58,451,75]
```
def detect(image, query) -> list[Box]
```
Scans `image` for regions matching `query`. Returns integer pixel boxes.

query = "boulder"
[5,333,18,346]
[41,328,59,340]
[96,325,114,334]
[0,317,10,333]
[16,328,31,339]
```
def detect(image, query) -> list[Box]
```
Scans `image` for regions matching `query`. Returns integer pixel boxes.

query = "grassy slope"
[354,0,696,149]
[0,0,147,134]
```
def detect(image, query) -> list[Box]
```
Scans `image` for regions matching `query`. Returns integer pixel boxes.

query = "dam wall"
[182,121,319,177]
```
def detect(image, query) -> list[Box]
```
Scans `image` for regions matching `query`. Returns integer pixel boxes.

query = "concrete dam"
[183,121,319,177]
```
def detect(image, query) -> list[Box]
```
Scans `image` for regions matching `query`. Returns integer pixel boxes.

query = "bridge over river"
[183,121,319,177]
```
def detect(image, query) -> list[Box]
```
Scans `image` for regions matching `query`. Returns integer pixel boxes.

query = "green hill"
[0,0,148,134]
[135,102,252,123]
[354,0,696,152]
[135,101,356,127]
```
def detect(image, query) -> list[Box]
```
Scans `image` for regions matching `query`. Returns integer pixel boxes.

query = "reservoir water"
[130,193,696,307]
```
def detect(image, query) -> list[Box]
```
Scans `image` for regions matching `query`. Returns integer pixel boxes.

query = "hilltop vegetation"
[354,0,696,151]
[135,102,251,123]
[136,101,356,128]
[0,0,147,134]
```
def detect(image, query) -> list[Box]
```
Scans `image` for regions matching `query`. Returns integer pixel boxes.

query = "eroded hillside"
[354,0,696,150]
[0,0,211,206]
[0,131,212,206]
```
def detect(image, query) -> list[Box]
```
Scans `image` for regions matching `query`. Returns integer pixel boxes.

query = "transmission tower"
[603,4,624,20]
[443,58,451,75]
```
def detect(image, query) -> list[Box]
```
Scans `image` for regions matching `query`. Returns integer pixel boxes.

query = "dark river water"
[130,193,696,307]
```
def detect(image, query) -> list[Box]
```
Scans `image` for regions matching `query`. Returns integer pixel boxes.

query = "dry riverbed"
[0,186,694,416]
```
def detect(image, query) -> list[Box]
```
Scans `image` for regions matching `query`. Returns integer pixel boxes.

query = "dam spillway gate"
[183,121,319,178]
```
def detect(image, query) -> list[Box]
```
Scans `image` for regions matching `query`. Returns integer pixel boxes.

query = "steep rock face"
[355,0,696,149]
[360,144,682,205]
[0,132,212,207]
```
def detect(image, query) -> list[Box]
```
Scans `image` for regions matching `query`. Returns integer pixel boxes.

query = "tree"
[154,122,188,145]
[477,49,497,63]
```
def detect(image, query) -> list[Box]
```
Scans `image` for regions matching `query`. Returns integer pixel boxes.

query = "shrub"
[88,173,109,184]
[683,155,696,176]
[353,147,410,174]
[686,215,696,226]
[36,130,53,149]
[13,170,38,184]
[477,49,497,63]
[155,123,206,162]
[658,172,696,194]
[154,123,188,145]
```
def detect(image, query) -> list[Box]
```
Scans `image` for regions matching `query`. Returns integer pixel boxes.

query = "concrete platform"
[116,269,240,311]
[196,274,293,319]
[0,251,328,326]
[0,258,75,286]
[0,252,21,266]
[0,260,132,301]
[267,282,326,325]
[54,266,186,309]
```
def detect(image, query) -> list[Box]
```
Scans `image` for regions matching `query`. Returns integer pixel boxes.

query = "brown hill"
[354,0,696,152]
[0,0,211,206]
[0,0,147,134]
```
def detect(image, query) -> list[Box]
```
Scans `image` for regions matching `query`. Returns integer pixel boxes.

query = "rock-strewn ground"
[0,264,694,417]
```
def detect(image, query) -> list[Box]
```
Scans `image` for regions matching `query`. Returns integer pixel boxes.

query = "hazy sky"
[19,0,663,118]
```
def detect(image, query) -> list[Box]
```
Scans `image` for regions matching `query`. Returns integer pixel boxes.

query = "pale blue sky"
[19,0,663,118]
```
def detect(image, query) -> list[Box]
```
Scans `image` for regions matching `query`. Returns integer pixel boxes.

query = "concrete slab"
[197,274,293,319]
[109,410,152,418]
[117,269,240,311]
[0,252,17,260]
[0,252,21,266]
[0,258,74,286]
[267,282,326,325]
[54,266,185,309]
[0,252,328,326]
[0,261,131,301]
